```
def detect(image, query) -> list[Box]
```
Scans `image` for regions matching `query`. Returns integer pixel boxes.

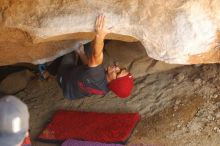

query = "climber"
[57,14,134,99]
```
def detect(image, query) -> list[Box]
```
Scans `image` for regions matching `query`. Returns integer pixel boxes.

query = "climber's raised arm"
[88,14,111,67]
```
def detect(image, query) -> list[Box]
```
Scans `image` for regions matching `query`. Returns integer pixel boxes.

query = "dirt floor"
[10,63,220,146]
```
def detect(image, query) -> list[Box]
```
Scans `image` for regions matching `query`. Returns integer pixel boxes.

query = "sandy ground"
[12,63,220,146]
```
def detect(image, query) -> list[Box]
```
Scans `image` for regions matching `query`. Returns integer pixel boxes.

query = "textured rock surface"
[105,41,181,78]
[0,0,220,66]
[14,64,220,146]
[0,70,34,94]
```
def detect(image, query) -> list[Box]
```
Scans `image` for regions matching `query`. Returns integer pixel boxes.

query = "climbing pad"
[38,110,140,143]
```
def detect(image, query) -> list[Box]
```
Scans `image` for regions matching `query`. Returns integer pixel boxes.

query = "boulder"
[0,0,220,65]
[0,70,34,94]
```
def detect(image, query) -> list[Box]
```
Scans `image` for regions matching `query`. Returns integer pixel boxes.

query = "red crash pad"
[38,110,140,143]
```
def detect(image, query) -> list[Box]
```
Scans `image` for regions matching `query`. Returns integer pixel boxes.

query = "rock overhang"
[0,0,220,66]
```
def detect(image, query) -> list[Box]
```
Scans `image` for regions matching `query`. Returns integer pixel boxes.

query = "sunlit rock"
[0,0,219,66]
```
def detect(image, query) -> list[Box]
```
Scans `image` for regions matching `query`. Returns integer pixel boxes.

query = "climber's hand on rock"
[95,14,112,38]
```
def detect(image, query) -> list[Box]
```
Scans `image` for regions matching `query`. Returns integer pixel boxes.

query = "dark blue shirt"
[59,64,109,99]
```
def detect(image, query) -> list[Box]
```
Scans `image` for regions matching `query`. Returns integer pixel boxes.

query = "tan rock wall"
[0,0,220,66]
[105,40,182,78]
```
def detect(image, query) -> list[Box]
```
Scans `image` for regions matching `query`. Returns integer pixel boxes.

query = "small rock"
[213,127,220,133]
[176,73,185,82]
[208,115,213,121]
[194,78,202,84]
[175,99,181,105]
[177,124,181,129]
[196,109,203,117]
[212,94,218,99]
